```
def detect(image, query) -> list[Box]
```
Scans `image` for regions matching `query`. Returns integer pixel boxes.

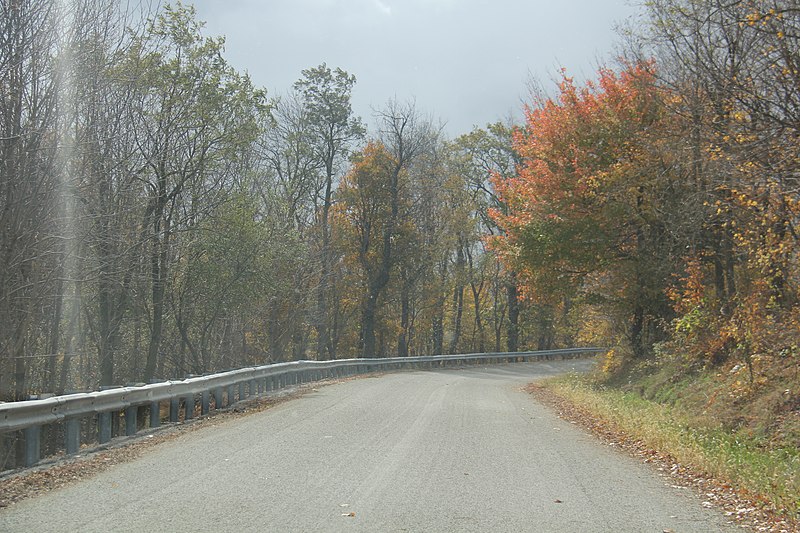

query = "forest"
[0,0,798,402]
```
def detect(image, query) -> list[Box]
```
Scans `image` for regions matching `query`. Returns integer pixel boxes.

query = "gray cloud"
[188,0,637,136]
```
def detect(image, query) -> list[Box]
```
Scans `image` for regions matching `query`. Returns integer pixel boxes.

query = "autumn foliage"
[493,50,800,388]
[492,63,678,357]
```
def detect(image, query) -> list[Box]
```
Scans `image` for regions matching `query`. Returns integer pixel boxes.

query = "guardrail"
[0,348,604,470]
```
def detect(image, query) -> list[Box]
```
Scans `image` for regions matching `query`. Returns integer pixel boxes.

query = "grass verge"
[534,372,799,529]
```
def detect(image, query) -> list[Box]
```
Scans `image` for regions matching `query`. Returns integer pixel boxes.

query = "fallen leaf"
[554,499,563,503]
[341,512,356,517]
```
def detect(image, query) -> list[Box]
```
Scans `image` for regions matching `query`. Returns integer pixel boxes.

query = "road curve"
[0,360,736,532]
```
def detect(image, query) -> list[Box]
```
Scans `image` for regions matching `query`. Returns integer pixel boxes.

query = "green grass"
[542,373,800,519]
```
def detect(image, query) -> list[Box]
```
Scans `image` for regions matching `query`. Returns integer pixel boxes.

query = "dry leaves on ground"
[526,383,797,533]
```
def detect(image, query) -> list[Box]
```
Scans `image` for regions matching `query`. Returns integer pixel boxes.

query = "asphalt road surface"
[0,360,738,532]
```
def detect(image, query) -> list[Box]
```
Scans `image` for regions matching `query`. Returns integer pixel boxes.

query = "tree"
[70,0,152,389]
[0,0,61,400]
[120,3,265,382]
[294,64,364,360]
[336,99,439,359]
[171,195,277,374]
[251,91,320,361]
[337,142,400,357]
[623,0,800,371]
[452,123,525,352]
[493,64,681,357]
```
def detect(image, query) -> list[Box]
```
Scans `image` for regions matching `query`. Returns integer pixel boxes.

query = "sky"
[187,0,640,137]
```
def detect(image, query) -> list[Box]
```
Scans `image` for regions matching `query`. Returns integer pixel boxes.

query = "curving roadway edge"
[0,359,738,532]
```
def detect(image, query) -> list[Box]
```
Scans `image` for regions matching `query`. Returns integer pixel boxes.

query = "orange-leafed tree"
[336,141,408,357]
[491,63,684,357]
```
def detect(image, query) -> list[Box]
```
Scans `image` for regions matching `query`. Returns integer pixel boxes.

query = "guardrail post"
[112,411,120,437]
[249,380,257,397]
[23,426,40,467]
[150,401,161,428]
[65,418,80,455]
[169,398,180,422]
[214,387,224,409]
[201,391,210,415]
[98,412,112,444]
[227,385,236,405]
[184,395,194,420]
[125,406,137,436]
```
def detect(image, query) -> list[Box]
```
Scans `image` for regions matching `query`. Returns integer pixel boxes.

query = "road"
[0,360,737,532]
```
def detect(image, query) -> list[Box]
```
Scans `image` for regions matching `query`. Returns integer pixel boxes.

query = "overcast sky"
[187,0,639,137]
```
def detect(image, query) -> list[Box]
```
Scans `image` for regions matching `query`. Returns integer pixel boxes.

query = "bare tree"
[0,0,61,400]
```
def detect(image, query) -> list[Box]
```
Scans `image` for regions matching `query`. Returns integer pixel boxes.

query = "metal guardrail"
[0,348,604,469]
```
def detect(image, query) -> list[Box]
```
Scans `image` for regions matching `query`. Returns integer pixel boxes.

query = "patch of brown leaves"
[526,382,798,533]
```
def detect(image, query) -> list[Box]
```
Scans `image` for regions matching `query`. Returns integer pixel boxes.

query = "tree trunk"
[144,229,168,383]
[14,338,26,401]
[315,168,334,360]
[58,282,81,395]
[506,275,520,352]
[46,277,63,393]
[98,273,115,386]
[398,271,411,357]
[469,283,485,353]
[448,285,464,354]
[432,261,447,355]
[360,292,379,358]
[631,304,645,359]
[268,305,286,361]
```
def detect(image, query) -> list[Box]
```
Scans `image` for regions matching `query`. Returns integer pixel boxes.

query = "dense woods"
[494,0,800,392]
[1,0,798,401]
[0,1,525,399]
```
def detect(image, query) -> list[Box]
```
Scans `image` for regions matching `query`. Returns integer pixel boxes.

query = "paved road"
[0,360,737,532]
